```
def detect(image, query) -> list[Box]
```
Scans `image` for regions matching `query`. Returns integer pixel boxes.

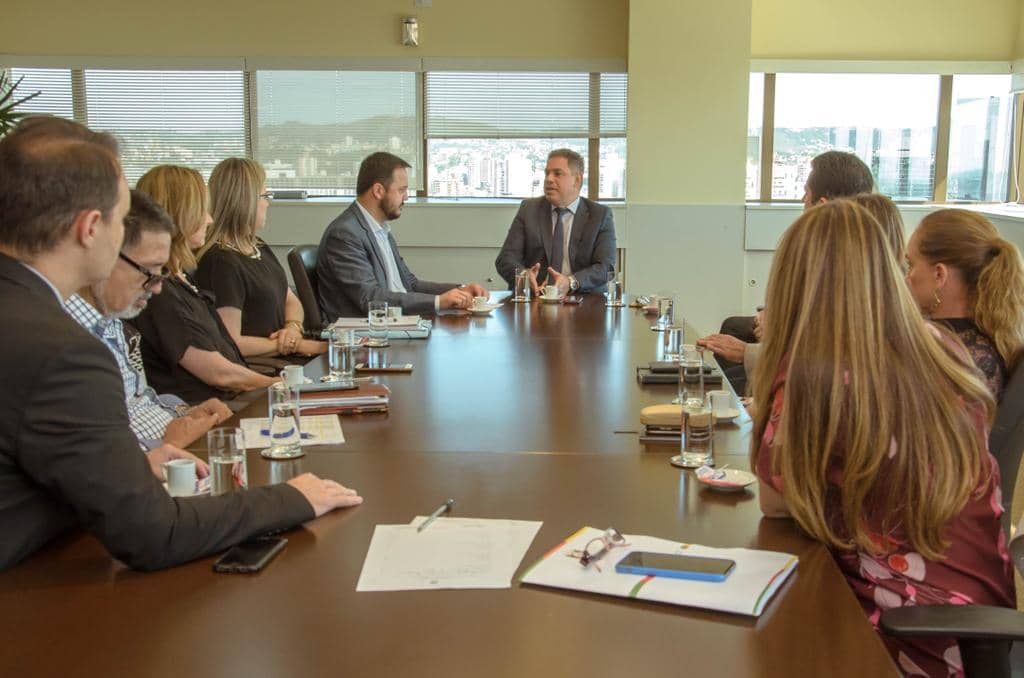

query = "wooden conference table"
[0,294,897,677]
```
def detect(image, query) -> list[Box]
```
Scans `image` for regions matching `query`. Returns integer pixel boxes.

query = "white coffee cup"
[472,295,489,310]
[543,285,559,299]
[387,306,403,319]
[164,459,197,497]
[280,365,304,387]
[707,390,732,416]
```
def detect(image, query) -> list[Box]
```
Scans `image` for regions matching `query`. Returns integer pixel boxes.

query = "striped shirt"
[65,294,182,449]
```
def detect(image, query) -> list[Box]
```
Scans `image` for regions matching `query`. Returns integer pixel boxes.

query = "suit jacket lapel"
[569,199,589,263]
[539,199,553,263]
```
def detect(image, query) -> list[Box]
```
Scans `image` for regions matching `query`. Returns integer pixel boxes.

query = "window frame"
[747,63,1020,205]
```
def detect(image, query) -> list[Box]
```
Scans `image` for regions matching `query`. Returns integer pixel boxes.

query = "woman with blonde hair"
[905,208,1024,399]
[132,165,277,403]
[851,192,905,267]
[753,200,1012,676]
[196,158,324,358]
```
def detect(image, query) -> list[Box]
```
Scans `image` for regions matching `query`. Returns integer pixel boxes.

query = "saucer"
[163,476,212,497]
[539,295,562,304]
[713,408,741,423]
[694,467,757,493]
[469,307,493,316]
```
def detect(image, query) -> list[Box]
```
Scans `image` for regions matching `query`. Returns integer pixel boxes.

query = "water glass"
[676,345,704,408]
[368,301,389,348]
[662,325,684,361]
[263,382,304,460]
[605,271,623,307]
[207,427,247,495]
[328,328,356,384]
[675,405,715,468]
[513,266,531,303]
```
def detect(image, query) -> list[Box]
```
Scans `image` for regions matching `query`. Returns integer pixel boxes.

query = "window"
[947,75,1013,202]
[424,71,626,199]
[84,70,246,183]
[599,73,627,199]
[255,71,418,196]
[9,62,632,201]
[9,68,74,119]
[771,74,940,201]
[746,73,764,200]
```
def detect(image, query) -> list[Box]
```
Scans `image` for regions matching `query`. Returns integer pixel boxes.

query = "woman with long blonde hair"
[905,208,1024,399]
[196,158,324,358]
[851,192,905,267]
[132,165,276,403]
[752,200,1012,676]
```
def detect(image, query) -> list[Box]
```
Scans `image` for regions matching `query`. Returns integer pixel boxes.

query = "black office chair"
[287,245,324,334]
[881,363,1024,678]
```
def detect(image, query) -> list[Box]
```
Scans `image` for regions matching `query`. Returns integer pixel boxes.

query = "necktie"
[550,207,567,281]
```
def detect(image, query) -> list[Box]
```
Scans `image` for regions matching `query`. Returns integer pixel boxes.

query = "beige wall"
[2,0,627,59]
[1018,2,1024,60]
[752,0,1022,61]
[627,0,751,204]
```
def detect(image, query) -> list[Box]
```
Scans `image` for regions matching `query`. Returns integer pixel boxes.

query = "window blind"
[84,70,246,182]
[426,72,592,138]
[599,73,627,136]
[255,71,418,195]
[10,68,74,119]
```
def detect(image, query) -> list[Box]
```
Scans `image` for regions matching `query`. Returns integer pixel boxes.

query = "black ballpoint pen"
[417,498,455,532]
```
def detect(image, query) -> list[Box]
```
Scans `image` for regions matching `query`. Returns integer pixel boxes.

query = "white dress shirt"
[357,202,407,294]
[357,201,443,311]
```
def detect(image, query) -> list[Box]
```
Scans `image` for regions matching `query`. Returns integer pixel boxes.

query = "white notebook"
[520,526,798,617]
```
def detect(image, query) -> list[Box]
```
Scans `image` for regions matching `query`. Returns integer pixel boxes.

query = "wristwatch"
[568,275,579,292]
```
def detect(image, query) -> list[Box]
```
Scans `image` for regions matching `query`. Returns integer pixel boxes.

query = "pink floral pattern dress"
[756,371,1014,677]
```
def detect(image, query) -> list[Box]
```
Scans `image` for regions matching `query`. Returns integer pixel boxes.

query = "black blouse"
[194,241,288,339]
[937,317,1008,401]
[130,274,248,404]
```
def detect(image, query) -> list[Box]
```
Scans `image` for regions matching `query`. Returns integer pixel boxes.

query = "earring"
[928,290,942,315]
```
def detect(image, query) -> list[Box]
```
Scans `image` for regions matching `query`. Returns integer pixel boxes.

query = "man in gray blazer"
[0,117,362,571]
[495,149,616,295]
[317,152,488,320]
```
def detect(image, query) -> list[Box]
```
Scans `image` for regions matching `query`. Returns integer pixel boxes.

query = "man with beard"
[67,189,232,449]
[316,152,488,320]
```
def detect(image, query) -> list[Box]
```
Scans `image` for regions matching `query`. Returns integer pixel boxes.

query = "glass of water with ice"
[263,382,304,460]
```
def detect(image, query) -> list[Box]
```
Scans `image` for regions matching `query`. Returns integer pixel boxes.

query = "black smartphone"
[213,536,288,573]
[615,551,736,582]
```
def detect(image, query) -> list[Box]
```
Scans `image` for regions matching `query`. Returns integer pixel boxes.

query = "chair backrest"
[287,245,324,333]
[990,361,1024,539]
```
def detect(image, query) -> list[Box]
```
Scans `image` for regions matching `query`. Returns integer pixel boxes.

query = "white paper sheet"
[239,414,345,448]
[356,517,542,591]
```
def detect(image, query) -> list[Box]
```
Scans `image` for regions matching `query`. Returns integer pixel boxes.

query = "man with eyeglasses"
[66,189,232,451]
[0,117,362,572]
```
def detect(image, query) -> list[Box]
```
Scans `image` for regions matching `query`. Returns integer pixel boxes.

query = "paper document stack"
[520,527,798,617]
[331,315,423,329]
[357,517,543,591]
[300,383,390,415]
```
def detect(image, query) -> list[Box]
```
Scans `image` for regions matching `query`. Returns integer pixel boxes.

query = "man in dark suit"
[495,148,617,295]
[0,117,362,571]
[317,152,489,320]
